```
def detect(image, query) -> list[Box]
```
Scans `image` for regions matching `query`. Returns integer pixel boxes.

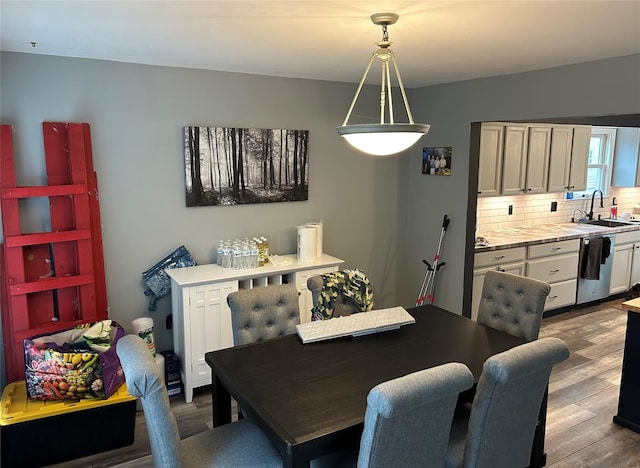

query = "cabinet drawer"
[615,230,640,246]
[527,239,580,259]
[544,279,577,311]
[526,253,579,283]
[474,247,526,268]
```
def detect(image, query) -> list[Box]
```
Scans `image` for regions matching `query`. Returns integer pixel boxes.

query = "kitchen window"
[573,127,617,198]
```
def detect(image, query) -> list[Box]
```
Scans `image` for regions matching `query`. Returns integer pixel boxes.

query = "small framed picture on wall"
[422,147,452,176]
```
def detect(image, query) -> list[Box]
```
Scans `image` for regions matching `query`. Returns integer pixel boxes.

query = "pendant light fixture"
[337,13,430,156]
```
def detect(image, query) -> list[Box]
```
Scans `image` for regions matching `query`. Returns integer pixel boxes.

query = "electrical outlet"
[508,205,513,215]
[551,201,558,212]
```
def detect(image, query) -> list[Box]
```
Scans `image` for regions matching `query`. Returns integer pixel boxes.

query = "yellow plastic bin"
[1,380,136,467]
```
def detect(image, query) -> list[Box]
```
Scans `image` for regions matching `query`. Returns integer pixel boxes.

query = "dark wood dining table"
[205,304,546,468]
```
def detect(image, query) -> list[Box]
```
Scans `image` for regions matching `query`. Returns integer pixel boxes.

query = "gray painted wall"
[1,51,639,387]
[399,54,640,315]
[0,52,406,384]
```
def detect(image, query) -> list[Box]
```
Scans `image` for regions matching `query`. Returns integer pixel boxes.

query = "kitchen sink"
[586,219,632,227]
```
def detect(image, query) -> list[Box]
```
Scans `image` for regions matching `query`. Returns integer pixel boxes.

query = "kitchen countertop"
[475,221,640,252]
[622,297,640,314]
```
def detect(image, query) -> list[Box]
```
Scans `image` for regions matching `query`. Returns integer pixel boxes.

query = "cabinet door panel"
[631,244,640,286]
[526,126,551,193]
[478,124,504,197]
[189,281,237,386]
[526,253,579,283]
[475,247,526,268]
[547,126,574,192]
[569,126,591,191]
[610,244,633,295]
[501,125,528,195]
[545,279,577,311]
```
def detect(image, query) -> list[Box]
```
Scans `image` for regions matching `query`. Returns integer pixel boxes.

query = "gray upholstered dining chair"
[477,270,551,341]
[227,283,300,346]
[444,337,570,468]
[311,363,475,468]
[358,363,475,468]
[307,268,373,321]
[115,334,282,468]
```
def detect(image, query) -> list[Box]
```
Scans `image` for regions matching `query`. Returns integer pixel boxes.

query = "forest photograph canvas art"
[184,126,310,206]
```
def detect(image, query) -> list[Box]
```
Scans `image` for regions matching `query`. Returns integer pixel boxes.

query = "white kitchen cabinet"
[610,127,640,187]
[525,125,551,194]
[547,125,575,192]
[477,122,591,196]
[477,123,504,197]
[610,231,640,295]
[501,125,529,196]
[472,247,526,320]
[546,125,591,193]
[167,254,344,402]
[631,244,640,286]
[526,239,580,311]
[610,243,633,295]
[568,126,591,192]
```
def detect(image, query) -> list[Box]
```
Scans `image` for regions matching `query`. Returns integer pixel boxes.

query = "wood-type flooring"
[46,299,640,467]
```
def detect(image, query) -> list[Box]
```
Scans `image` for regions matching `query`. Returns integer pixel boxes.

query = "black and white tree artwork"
[184,126,310,206]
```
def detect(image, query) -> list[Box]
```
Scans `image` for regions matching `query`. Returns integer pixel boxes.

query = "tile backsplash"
[476,187,640,233]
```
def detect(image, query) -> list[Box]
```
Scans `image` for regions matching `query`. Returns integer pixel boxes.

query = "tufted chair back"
[445,337,569,468]
[477,270,550,342]
[358,363,474,468]
[227,284,300,346]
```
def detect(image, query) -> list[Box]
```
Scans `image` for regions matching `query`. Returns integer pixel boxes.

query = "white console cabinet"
[166,254,344,402]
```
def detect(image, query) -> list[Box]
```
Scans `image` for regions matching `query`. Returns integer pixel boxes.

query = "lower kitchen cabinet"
[526,239,580,311]
[166,254,344,402]
[610,231,640,295]
[472,247,526,321]
[473,240,581,320]
[544,279,579,310]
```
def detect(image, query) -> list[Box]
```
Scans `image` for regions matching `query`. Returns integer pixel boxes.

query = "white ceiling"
[2,1,639,88]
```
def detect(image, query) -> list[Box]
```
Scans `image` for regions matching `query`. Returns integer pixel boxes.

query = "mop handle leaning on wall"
[416,214,449,306]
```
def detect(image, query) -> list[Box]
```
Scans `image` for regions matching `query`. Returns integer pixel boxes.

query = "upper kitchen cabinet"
[501,124,529,195]
[567,126,591,192]
[477,122,591,197]
[524,125,552,194]
[478,122,551,196]
[547,125,591,193]
[477,123,504,197]
[611,127,640,187]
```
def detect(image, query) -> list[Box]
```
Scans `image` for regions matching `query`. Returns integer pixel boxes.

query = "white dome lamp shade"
[337,13,430,157]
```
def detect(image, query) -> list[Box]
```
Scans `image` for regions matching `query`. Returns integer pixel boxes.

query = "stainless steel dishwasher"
[576,234,615,304]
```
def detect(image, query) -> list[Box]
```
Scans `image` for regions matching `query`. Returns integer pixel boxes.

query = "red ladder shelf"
[1,122,108,382]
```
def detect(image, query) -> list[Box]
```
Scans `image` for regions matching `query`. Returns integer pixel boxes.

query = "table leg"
[212,372,231,427]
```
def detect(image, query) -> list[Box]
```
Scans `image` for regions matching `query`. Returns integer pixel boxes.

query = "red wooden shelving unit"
[1,122,108,382]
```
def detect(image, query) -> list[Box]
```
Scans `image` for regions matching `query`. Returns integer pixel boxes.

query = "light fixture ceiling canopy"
[337,12,430,157]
